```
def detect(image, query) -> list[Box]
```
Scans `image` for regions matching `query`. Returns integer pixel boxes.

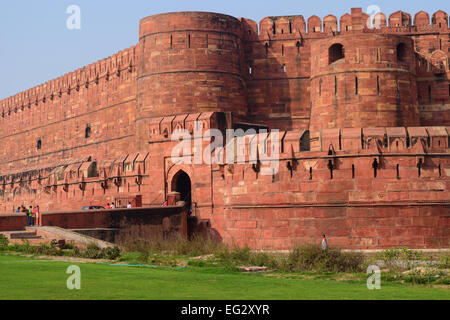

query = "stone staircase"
[1,229,44,246]
[1,226,114,249]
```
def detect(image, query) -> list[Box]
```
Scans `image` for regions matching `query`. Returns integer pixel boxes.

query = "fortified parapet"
[136,12,247,148]
[309,33,420,131]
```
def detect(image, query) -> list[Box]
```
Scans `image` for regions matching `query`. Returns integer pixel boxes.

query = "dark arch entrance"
[171,170,196,239]
[171,170,192,209]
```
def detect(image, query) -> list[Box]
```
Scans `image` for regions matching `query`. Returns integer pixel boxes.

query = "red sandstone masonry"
[0,8,449,250]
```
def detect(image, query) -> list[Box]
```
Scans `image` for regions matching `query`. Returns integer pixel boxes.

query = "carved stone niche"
[64,163,82,182]
[173,114,189,133]
[407,127,429,150]
[321,128,341,153]
[134,152,149,175]
[362,128,387,152]
[197,112,216,136]
[284,130,305,154]
[426,127,448,150]
[148,117,163,142]
[185,113,201,135]
[160,116,176,139]
[341,128,362,152]
[386,127,407,152]
[430,50,447,74]
[124,153,139,173]
[113,155,129,177]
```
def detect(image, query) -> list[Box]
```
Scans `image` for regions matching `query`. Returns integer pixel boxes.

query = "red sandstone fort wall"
[0,46,139,173]
[0,8,449,249]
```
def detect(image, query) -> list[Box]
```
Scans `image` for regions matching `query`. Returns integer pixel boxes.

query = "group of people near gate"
[16,205,41,227]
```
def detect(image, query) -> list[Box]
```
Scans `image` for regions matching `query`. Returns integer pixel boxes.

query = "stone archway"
[170,170,197,239]
[171,170,192,209]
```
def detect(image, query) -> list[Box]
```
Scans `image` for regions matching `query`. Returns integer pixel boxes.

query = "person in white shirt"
[127,202,132,209]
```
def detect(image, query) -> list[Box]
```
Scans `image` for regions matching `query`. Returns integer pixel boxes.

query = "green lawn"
[0,254,448,300]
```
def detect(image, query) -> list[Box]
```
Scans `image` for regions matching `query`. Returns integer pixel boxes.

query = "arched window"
[329,43,344,64]
[36,139,42,150]
[397,43,407,62]
[85,124,92,138]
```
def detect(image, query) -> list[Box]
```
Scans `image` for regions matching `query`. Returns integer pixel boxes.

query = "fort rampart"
[0,9,449,249]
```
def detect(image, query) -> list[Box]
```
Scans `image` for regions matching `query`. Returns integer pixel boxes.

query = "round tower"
[309,34,420,131]
[136,12,247,143]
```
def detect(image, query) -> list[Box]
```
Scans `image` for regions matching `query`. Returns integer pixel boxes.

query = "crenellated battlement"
[0,45,139,119]
[240,8,449,40]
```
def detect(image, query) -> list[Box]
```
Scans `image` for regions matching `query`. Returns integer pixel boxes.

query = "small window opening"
[428,86,432,104]
[397,43,407,62]
[282,44,284,56]
[296,41,301,54]
[329,43,345,64]
[327,160,334,180]
[352,164,355,179]
[289,21,292,34]
[37,139,42,150]
[335,76,338,96]
[396,164,400,179]
[265,43,269,57]
[85,125,91,139]
[377,76,381,96]
[309,167,313,180]
[355,77,359,95]
[273,22,276,35]
[188,35,191,48]
[319,78,322,97]
[372,158,379,178]
[282,64,286,73]
[417,159,423,177]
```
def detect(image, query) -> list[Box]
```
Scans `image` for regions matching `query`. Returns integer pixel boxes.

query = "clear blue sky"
[0,0,448,99]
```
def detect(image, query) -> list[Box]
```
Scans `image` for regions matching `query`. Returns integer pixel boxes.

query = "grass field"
[0,253,448,300]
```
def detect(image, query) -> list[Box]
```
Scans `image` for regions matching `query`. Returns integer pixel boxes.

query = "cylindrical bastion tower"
[136,12,247,142]
[309,34,420,131]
